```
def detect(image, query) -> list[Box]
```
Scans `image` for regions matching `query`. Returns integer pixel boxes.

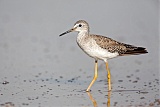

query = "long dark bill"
[59,28,74,37]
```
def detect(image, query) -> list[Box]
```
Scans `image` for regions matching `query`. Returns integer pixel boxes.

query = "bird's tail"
[120,44,148,56]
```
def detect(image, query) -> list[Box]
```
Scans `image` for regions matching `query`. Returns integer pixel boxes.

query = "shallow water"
[0,63,159,106]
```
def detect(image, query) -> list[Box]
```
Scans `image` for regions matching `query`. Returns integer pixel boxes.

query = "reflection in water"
[87,92,97,107]
[87,91,111,107]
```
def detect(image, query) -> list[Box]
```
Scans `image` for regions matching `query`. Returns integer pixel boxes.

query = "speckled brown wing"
[91,34,148,55]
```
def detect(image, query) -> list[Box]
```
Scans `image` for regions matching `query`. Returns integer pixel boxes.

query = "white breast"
[77,34,119,62]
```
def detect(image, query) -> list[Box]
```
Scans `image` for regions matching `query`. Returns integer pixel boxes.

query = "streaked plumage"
[59,20,148,91]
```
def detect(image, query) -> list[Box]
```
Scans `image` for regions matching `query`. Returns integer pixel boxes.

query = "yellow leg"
[86,60,98,92]
[106,62,111,91]
[107,91,111,107]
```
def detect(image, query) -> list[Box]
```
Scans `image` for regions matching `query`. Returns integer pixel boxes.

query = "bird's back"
[90,34,148,56]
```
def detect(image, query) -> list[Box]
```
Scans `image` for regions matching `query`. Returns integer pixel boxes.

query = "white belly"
[77,38,119,62]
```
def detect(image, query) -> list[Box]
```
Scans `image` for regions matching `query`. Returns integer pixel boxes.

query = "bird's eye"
[78,24,82,27]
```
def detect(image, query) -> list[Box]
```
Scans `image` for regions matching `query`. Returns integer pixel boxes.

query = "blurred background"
[0,0,159,106]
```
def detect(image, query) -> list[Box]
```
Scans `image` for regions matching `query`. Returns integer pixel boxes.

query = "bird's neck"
[77,31,89,43]
[78,31,89,38]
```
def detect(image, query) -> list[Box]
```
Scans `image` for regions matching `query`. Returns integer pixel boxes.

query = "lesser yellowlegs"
[59,20,148,92]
